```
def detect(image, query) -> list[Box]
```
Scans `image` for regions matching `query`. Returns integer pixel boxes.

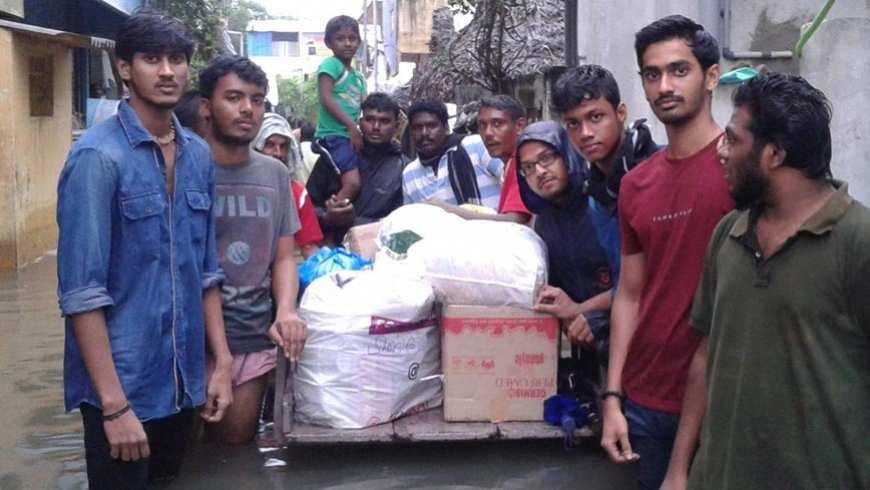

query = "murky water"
[0,255,636,489]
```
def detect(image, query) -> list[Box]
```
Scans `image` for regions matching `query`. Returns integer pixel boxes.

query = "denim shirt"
[57,100,223,421]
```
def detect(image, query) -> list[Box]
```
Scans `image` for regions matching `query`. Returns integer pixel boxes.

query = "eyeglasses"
[519,151,561,177]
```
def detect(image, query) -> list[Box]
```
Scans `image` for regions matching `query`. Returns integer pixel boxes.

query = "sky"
[256,0,367,24]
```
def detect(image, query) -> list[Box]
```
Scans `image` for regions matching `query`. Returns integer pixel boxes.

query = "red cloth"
[497,157,531,216]
[291,181,324,248]
[617,137,733,413]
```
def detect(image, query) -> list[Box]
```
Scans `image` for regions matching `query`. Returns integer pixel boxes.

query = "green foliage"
[226,0,270,32]
[150,0,272,83]
[277,77,319,123]
[150,0,223,82]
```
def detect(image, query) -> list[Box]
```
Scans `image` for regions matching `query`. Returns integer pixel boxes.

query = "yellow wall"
[0,29,73,269]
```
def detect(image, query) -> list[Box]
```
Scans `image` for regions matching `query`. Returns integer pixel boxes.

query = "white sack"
[376,203,464,254]
[296,270,442,429]
[406,221,548,309]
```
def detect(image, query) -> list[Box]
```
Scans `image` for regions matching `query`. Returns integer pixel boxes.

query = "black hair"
[299,121,316,142]
[408,99,449,126]
[198,55,268,99]
[634,15,720,71]
[324,15,361,44]
[173,89,202,129]
[479,94,526,121]
[361,92,401,118]
[551,64,621,114]
[115,8,194,63]
[733,72,832,180]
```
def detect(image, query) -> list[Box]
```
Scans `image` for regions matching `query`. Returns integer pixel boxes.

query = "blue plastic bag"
[298,247,372,297]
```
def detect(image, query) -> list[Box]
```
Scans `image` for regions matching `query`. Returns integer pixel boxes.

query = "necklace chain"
[154,123,176,146]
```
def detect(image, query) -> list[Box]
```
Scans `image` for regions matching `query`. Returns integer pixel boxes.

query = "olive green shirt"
[689,182,870,489]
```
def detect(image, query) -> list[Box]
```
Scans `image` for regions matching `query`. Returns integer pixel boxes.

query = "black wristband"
[102,403,131,421]
[600,391,625,402]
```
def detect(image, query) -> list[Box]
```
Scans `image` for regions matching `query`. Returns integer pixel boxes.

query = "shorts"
[318,135,362,174]
[207,348,277,388]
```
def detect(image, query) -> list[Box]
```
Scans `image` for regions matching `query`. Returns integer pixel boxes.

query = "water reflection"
[0,256,635,489]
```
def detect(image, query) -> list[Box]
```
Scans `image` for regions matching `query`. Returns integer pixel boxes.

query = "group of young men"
[55,7,868,490]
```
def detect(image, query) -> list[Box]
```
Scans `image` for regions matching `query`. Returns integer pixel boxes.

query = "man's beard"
[653,85,706,127]
[731,149,769,210]
[213,121,256,147]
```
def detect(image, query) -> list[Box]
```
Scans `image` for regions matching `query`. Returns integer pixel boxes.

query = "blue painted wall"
[247,31,272,56]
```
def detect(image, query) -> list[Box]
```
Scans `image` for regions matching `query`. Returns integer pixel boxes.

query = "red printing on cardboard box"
[442,317,558,341]
[507,388,548,399]
[514,352,545,366]
[495,376,555,389]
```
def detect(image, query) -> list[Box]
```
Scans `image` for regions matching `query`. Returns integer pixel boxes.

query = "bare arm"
[424,200,530,224]
[268,236,306,364]
[601,251,645,463]
[334,168,361,203]
[318,74,362,151]
[201,287,233,422]
[73,310,149,461]
[661,338,708,490]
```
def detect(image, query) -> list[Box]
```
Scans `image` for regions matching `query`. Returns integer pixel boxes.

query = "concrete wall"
[0,30,73,269]
[801,16,870,204]
[574,0,870,199]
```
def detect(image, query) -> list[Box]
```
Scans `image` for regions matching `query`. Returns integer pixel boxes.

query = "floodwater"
[0,255,636,489]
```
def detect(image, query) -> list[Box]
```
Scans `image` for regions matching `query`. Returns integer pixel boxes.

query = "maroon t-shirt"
[618,136,733,413]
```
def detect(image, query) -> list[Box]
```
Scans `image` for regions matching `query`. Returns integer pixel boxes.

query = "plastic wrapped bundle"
[407,220,548,309]
[296,270,442,429]
[377,204,464,258]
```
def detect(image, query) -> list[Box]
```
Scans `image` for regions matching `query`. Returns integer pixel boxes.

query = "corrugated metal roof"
[0,18,115,49]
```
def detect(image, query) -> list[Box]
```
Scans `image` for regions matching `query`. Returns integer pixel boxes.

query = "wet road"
[0,255,636,489]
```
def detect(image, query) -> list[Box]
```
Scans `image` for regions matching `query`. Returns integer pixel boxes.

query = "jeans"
[624,397,680,490]
[80,404,195,489]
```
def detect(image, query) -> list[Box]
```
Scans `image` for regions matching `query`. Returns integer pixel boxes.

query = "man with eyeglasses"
[515,121,613,386]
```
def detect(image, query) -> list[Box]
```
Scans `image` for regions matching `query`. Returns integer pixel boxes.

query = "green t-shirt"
[689,182,870,489]
[315,56,366,139]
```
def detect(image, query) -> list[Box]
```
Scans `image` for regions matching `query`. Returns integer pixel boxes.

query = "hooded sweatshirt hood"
[586,119,658,210]
[516,121,613,305]
[251,112,297,172]
[516,121,588,214]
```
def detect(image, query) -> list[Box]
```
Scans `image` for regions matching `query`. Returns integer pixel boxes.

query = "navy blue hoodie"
[516,121,612,305]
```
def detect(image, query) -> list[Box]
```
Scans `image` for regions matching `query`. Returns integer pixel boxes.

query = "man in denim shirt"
[56,11,233,488]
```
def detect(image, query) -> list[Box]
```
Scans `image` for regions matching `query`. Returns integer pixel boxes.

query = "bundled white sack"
[376,203,464,257]
[296,270,442,429]
[406,220,548,309]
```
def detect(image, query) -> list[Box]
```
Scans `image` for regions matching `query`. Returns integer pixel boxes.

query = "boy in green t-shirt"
[315,15,366,210]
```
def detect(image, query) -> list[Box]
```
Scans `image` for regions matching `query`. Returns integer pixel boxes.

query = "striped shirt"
[402,134,504,210]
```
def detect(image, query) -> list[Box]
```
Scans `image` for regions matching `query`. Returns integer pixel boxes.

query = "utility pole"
[373,0,379,91]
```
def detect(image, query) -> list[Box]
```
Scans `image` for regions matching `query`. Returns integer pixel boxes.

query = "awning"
[0,19,114,50]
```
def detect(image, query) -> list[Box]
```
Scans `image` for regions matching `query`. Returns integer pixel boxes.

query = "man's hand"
[201,359,233,423]
[601,400,640,463]
[566,313,595,347]
[324,195,355,228]
[103,405,149,461]
[534,285,582,321]
[268,309,307,366]
[348,125,364,152]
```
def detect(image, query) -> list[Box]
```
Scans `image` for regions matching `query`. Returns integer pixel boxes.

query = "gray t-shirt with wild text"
[214,150,301,354]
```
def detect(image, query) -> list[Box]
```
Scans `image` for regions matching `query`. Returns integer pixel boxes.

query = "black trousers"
[80,403,195,489]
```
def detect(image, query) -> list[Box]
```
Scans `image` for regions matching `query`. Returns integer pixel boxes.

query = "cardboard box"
[343,222,381,261]
[441,305,559,422]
